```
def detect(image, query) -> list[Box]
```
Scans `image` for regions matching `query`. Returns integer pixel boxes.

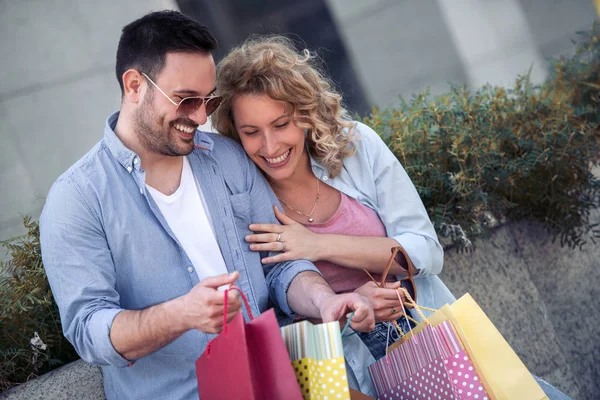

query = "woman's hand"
[354,281,407,323]
[246,206,323,264]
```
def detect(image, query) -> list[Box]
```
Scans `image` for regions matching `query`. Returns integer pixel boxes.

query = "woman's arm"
[359,122,443,277]
[247,206,415,275]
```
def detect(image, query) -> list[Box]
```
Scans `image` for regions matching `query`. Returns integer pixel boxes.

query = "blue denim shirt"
[310,122,456,314]
[39,112,320,400]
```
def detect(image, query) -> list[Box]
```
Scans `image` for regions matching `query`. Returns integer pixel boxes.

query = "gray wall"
[0,0,178,244]
[325,0,596,108]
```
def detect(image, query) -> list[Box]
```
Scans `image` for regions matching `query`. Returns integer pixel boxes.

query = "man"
[40,10,374,400]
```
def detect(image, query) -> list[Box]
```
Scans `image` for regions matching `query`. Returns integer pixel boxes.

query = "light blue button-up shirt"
[310,121,456,314]
[40,112,320,400]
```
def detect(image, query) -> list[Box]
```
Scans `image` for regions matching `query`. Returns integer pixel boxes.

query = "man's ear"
[122,69,144,104]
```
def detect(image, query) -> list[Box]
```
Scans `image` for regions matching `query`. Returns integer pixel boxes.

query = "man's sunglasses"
[141,72,222,117]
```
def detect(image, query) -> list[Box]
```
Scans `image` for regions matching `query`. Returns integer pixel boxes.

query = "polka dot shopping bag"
[281,320,352,400]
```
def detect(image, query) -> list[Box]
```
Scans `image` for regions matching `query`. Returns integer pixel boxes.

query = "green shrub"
[362,25,600,250]
[0,217,78,392]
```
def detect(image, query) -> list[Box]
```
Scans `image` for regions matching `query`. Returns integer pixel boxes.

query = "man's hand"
[179,272,242,334]
[319,292,375,333]
[354,280,406,322]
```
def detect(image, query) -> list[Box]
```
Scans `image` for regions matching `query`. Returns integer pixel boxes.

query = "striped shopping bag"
[368,288,491,400]
[369,319,489,400]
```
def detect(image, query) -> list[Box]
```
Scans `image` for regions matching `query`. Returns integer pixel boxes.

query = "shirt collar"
[103,111,216,172]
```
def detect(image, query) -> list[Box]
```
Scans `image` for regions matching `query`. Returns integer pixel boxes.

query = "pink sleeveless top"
[304,193,395,294]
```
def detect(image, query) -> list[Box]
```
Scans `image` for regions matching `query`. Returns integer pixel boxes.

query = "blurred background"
[0,0,595,244]
[0,1,598,398]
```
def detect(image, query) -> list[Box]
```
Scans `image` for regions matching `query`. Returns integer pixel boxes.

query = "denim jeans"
[534,375,572,400]
[358,315,413,361]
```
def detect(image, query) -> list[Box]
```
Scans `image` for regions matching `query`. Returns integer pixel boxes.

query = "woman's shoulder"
[342,121,388,160]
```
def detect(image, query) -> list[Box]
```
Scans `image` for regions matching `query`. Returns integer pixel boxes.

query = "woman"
[212,36,570,399]
[212,35,451,357]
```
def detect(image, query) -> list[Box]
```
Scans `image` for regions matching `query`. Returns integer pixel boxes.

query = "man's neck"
[144,156,184,196]
[114,111,185,196]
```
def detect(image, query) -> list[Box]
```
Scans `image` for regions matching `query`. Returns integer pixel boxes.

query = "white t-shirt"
[146,156,228,282]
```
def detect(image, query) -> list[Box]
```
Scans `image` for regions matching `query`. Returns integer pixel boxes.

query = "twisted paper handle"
[222,286,254,335]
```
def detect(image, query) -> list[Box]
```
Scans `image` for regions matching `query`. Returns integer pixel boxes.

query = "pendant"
[308,217,314,222]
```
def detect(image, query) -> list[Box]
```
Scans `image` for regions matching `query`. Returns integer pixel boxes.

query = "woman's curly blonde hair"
[212,35,356,177]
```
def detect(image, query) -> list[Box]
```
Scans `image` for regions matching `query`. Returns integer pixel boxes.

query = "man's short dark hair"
[116,10,218,94]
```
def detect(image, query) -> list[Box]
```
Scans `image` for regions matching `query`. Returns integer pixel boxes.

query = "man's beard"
[133,93,195,157]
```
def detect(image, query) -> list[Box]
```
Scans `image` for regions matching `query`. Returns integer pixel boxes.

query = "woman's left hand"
[246,206,322,264]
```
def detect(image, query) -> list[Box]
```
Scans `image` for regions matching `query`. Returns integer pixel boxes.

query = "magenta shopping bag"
[196,287,303,400]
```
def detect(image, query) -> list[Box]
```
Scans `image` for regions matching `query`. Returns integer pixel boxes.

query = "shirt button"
[127,166,132,173]
[139,187,144,194]
[322,176,329,181]
[187,266,194,273]
[134,157,139,165]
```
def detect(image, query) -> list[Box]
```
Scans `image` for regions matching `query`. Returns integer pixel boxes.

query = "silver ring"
[281,242,287,252]
[276,233,282,242]
[391,308,397,315]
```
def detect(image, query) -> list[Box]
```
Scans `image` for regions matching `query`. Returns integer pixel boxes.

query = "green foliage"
[362,24,600,250]
[0,216,78,391]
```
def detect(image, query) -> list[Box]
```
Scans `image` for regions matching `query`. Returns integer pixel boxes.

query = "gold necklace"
[277,178,320,222]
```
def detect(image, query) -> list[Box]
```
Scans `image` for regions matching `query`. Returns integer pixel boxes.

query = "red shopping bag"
[196,287,303,400]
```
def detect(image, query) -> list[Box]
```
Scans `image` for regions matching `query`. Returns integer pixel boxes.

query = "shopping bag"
[369,316,490,400]
[196,287,303,400]
[432,294,547,400]
[280,319,351,400]
[388,291,548,400]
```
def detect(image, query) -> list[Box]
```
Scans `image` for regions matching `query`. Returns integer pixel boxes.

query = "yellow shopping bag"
[391,292,547,400]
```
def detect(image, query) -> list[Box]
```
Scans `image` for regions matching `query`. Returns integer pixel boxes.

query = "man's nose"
[188,103,208,126]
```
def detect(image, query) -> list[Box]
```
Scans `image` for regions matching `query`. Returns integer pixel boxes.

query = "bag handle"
[364,246,418,305]
[222,286,254,335]
[386,287,450,371]
[378,246,416,287]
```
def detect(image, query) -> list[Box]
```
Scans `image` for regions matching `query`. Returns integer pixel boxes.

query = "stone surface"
[441,213,600,400]
[0,360,105,400]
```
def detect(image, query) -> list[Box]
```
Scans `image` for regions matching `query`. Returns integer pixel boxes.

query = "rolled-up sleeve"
[360,122,444,276]
[40,177,130,367]
[241,151,321,317]
[266,259,320,317]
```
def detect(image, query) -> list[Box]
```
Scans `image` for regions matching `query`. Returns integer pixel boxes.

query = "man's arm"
[286,271,375,332]
[110,273,241,361]
[41,179,241,365]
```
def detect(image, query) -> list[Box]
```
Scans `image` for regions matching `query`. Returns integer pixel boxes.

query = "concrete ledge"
[0,360,104,400]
